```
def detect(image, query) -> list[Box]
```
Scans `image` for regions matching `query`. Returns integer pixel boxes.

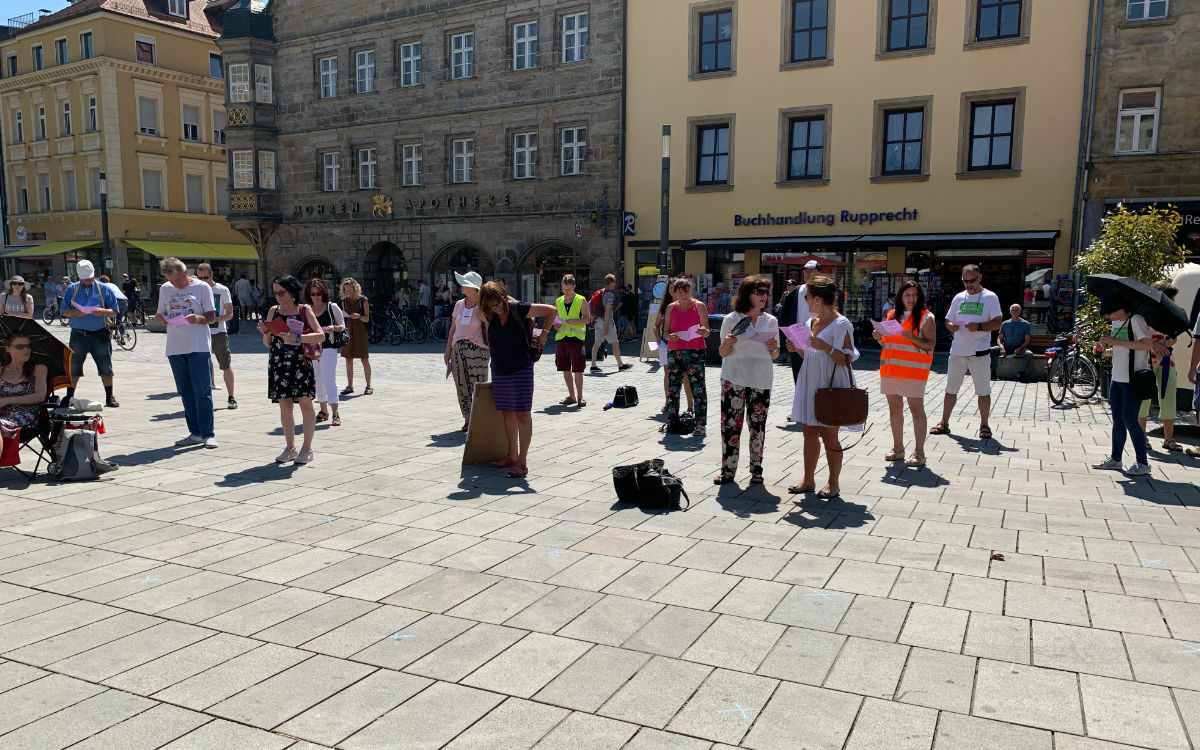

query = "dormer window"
[167,0,187,18]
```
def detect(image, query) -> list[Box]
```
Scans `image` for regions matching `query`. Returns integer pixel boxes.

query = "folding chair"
[10,397,61,481]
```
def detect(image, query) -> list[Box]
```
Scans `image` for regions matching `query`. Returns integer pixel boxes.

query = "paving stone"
[558,594,664,647]
[68,703,211,750]
[1159,599,1200,641]
[1174,688,1200,745]
[199,587,333,635]
[286,554,396,592]
[933,713,1052,750]
[156,579,283,623]
[1051,735,1145,750]
[0,673,105,735]
[351,612,475,670]
[0,599,117,652]
[598,656,712,729]
[1079,673,1189,749]
[486,545,588,582]
[503,585,604,632]
[651,569,740,611]
[151,643,310,710]
[945,574,1005,614]
[603,562,684,600]
[382,568,500,613]
[446,577,557,624]
[899,603,969,652]
[755,626,846,685]
[104,632,260,695]
[710,577,790,620]
[158,718,294,749]
[535,644,651,712]
[1032,620,1132,679]
[49,620,213,682]
[825,560,900,597]
[1005,581,1090,626]
[844,697,937,750]
[1123,633,1200,691]
[836,594,910,641]
[672,540,749,573]
[0,591,75,625]
[623,728,714,750]
[570,527,657,557]
[0,688,155,750]
[547,554,638,591]
[462,631,591,698]
[342,681,505,750]
[209,653,375,729]
[441,697,568,750]
[275,669,430,747]
[1084,591,1170,637]
[773,552,841,588]
[741,680,860,750]
[666,668,779,745]
[972,659,1084,733]
[888,567,951,605]
[681,615,784,672]
[5,611,161,666]
[0,660,48,693]
[895,647,975,713]
[406,622,528,682]
[326,560,441,600]
[823,637,908,699]
[532,711,640,750]
[251,597,379,647]
[963,612,1031,664]
[767,585,852,630]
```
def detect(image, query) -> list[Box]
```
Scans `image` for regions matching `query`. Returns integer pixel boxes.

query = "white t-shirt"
[209,283,232,335]
[795,285,813,326]
[719,311,777,391]
[157,279,215,356]
[1110,314,1150,384]
[947,288,1002,356]
[419,284,431,307]
[233,278,252,300]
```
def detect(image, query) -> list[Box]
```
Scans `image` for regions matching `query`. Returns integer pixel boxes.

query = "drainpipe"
[618,0,628,286]
[1070,0,1103,320]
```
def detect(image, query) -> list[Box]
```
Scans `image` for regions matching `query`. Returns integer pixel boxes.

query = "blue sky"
[0,1,72,27]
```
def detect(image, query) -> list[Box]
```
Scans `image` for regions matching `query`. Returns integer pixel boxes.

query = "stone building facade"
[217,0,624,306]
[1079,0,1200,257]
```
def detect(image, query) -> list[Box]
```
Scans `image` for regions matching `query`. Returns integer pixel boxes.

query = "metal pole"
[99,171,112,276]
[659,124,671,277]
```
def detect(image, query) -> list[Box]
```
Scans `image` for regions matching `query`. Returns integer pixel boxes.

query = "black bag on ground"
[613,386,639,408]
[612,459,689,511]
[662,411,696,434]
[613,459,663,503]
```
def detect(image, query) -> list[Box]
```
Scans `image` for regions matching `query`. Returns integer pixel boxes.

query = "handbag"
[1128,346,1156,401]
[299,305,322,361]
[613,459,663,503]
[611,459,689,511]
[526,318,546,363]
[613,386,639,408]
[814,363,869,427]
[661,411,696,434]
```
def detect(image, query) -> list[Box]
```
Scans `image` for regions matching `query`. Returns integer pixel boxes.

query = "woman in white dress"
[787,276,861,498]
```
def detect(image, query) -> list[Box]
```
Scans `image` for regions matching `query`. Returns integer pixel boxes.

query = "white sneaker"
[175,434,203,447]
[204,437,219,449]
[1091,458,1122,471]
[1124,462,1151,476]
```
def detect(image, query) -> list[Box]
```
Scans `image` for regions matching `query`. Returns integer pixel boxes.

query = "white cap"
[76,259,95,279]
[804,260,820,270]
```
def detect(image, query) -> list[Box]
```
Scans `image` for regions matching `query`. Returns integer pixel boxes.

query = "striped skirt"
[492,363,534,412]
[451,339,490,421]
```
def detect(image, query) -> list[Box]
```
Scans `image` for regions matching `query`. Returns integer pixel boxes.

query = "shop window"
[451,32,474,79]
[1116,87,1159,153]
[513,21,537,70]
[318,56,337,98]
[452,138,474,183]
[562,12,588,63]
[1127,0,1167,20]
[696,8,734,73]
[886,0,929,51]
[401,143,422,186]
[790,0,829,62]
[561,127,586,176]
[399,42,421,86]
[355,51,374,93]
[696,124,731,185]
[514,132,537,179]
[787,115,825,180]
[976,0,1021,40]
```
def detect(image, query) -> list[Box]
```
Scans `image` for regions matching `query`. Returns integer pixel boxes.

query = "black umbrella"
[0,315,73,392]
[1083,274,1190,337]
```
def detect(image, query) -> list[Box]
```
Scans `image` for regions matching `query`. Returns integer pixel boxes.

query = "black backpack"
[612,459,690,511]
[662,411,696,435]
[613,386,639,408]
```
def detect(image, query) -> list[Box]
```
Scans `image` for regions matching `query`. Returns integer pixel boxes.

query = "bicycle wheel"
[130,306,146,327]
[115,325,137,351]
[1047,356,1066,405]
[386,321,403,346]
[431,317,451,342]
[1066,354,1099,400]
[410,320,428,344]
[41,306,56,324]
[58,309,70,326]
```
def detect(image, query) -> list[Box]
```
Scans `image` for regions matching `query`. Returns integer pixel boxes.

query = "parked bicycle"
[105,315,137,351]
[430,314,452,342]
[40,300,69,326]
[1046,326,1099,405]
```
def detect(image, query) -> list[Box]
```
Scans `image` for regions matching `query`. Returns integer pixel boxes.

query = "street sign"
[622,211,637,236]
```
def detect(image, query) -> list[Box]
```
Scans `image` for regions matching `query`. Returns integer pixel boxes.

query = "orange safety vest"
[879,309,934,382]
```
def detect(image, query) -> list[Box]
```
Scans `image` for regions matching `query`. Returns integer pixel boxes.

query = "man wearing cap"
[61,260,120,407]
[778,260,821,384]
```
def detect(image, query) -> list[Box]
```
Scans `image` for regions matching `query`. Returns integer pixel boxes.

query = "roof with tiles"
[14,0,223,38]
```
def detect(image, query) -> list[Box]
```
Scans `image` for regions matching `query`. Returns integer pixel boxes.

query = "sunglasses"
[197,275,212,281]
[6,343,31,350]
[752,287,771,295]
[962,277,981,284]
[11,282,24,286]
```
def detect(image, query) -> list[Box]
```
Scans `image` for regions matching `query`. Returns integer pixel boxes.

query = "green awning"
[125,240,257,261]
[4,240,98,258]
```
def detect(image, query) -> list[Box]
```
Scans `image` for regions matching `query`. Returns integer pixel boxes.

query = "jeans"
[1109,380,1147,465]
[69,328,114,378]
[168,352,215,438]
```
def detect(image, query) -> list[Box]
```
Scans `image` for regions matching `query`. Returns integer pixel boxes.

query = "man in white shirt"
[197,263,237,410]
[779,260,820,382]
[932,264,1003,440]
[233,273,254,321]
[418,281,431,314]
[154,257,217,449]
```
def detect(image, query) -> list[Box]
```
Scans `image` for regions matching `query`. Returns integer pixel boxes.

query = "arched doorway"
[518,242,591,305]
[293,257,339,298]
[430,243,495,292]
[361,242,407,307]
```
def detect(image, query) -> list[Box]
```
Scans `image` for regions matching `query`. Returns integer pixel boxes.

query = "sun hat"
[8,275,26,286]
[454,271,483,290]
[804,260,820,269]
[76,260,95,279]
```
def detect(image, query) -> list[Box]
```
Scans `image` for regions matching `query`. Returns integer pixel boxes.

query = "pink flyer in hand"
[72,302,99,315]
[781,323,811,351]
[166,314,190,327]
[674,324,703,341]
[748,329,778,343]
[552,316,567,327]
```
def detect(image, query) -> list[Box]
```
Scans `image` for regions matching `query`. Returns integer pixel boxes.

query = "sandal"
[1187,447,1200,458]
[507,462,528,478]
[491,455,516,468]
[905,451,926,468]
[885,449,905,462]
[331,414,341,427]
[559,396,577,405]
[1163,439,1183,452]
[788,482,816,494]
[817,486,841,499]
[979,425,993,440]
[316,411,328,423]
[930,422,951,435]
[340,386,354,395]
[363,386,374,395]
[578,399,586,407]
[750,475,765,485]
[713,474,734,485]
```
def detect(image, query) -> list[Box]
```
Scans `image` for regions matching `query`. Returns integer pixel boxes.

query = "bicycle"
[401,307,428,343]
[41,300,69,326]
[1045,327,1099,405]
[105,315,137,351]
[430,315,452,342]
[125,298,147,327]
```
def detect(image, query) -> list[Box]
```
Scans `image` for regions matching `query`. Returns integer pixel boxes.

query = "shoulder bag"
[299,305,323,361]
[1127,340,1156,402]
[612,459,690,511]
[325,303,350,349]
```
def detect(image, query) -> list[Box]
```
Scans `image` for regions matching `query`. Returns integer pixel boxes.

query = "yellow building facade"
[624,0,1089,325]
[0,0,250,297]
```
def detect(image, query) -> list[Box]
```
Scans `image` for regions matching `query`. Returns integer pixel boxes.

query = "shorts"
[211,332,232,370]
[595,321,619,344]
[946,353,992,397]
[238,296,254,308]
[69,328,114,378]
[555,338,586,372]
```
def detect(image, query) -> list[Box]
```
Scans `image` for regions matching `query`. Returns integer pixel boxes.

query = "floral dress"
[267,310,316,402]
[0,377,38,428]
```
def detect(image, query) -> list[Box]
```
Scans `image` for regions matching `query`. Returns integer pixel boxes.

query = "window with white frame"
[355,51,374,93]
[141,169,162,209]
[39,173,50,211]
[31,45,43,71]
[13,110,22,143]
[563,12,588,62]
[1116,88,1160,153]
[62,170,76,210]
[86,96,97,132]
[232,150,253,188]
[210,53,223,78]
[137,97,157,135]
[258,150,276,189]
[1127,0,1167,19]
[255,64,273,103]
[228,63,249,102]
[16,176,27,212]
[401,143,422,186]
[323,151,340,191]
[59,100,70,135]
[168,0,187,18]
[319,56,338,98]
[513,21,537,70]
[400,42,421,86]
[561,126,586,175]
[182,105,200,141]
[513,132,537,179]
[6,54,16,76]
[215,176,228,213]
[212,109,226,144]
[452,138,474,183]
[185,174,204,213]
[135,36,155,65]
[54,38,67,65]
[36,107,45,140]
[451,32,474,79]
[357,147,376,188]
[80,32,92,59]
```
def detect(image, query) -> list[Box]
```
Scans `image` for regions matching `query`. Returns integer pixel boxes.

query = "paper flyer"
[166,315,190,327]
[673,324,703,341]
[871,319,904,336]
[72,302,99,315]
[780,323,811,351]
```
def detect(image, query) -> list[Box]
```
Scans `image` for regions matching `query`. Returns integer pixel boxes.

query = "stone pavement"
[0,328,1198,749]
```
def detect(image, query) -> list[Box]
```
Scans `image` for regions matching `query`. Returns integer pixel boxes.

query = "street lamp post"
[659,124,671,277]
[99,171,112,277]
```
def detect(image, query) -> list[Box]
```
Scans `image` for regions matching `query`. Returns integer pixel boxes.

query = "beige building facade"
[624,0,1089,328]
[0,0,251,298]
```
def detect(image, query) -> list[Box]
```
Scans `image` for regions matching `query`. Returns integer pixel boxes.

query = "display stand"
[462,383,509,465]
[640,301,661,362]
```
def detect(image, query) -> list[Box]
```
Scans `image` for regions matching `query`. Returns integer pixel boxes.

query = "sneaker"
[294,449,314,465]
[227,397,238,410]
[590,365,601,372]
[275,447,298,463]
[618,363,633,371]
[175,434,203,447]
[204,437,219,449]
[1124,462,1151,476]
[1091,458,1123,471]
[211,383,222,391]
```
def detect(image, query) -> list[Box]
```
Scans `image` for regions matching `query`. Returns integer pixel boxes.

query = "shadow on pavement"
[1116,477,1200,505]
[880,465,950,487]
[105,446,181,466]
[427,431,465,447]
[942,433,1019,454]
[216,464,303,486]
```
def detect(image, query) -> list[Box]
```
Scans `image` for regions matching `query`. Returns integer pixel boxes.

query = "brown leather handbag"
[814,363,869,427]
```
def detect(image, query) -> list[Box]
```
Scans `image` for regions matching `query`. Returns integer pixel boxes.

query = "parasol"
[0,315,73,392]
[1084,274,1190,337]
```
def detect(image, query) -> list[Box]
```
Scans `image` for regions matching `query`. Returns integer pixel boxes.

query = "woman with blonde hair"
[0,277,34,318]
[338,277,372,396]
[478,281,555,477]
